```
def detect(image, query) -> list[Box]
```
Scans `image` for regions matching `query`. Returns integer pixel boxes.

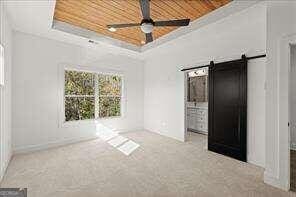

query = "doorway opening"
[185,68,209,142]
[290,44,296,191]
[184,56,248,162]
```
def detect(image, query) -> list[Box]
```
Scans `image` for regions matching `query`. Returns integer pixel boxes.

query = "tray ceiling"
[54,0,231,46]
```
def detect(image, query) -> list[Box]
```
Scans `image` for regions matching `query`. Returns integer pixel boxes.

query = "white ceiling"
[4,0,260,59]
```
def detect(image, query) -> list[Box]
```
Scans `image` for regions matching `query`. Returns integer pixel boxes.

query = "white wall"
[264,1,296,190]
[12,32,144,153]
[143,3,266,167]
[0,3,12,182]
[247,58,266,167]
[290,46,296,150]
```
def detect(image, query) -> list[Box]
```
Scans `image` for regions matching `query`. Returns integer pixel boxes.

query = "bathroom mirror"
[187,68,208,103]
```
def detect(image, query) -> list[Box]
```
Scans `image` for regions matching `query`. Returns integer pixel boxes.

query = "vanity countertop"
[187,106,208,110]
[187,102,208,109]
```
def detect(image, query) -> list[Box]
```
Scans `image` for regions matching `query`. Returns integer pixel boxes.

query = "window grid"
[64,70,122,122]
[94,74,99,119]
[97,74,122,118]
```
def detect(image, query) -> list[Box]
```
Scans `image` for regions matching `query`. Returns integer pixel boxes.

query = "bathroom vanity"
[187,105,208,134]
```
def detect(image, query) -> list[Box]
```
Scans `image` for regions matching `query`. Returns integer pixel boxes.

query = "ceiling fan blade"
[139,0,150,19]
[154,19,190,27]
[107,23,140,29]
[145,33,153,43]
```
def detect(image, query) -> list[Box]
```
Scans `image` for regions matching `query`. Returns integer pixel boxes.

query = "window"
[64,70,95,121]
[98,74,122,118]
[64,69,122,121]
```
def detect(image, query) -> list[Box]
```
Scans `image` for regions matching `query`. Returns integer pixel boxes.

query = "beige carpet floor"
[1,131,295,197]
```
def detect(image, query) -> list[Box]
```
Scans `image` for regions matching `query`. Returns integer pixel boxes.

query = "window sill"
[60,116,123,127]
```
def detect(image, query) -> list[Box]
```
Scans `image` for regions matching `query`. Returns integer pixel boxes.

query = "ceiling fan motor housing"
[140,19,154,25]
[140,19,154,33]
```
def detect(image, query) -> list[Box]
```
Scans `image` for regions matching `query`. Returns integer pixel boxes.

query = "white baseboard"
[264,171,289,191]
[13,135,98,155]
[144,128,185,142]
[247,153,265,168]
[115,128,144,133]
[13,128,143,155]
[0,153,12,184]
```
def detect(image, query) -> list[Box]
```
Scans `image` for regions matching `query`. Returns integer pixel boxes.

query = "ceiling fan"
[106,0,190,44]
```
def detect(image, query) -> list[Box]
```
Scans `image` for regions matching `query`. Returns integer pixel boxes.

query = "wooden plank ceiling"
[54,0,231,46]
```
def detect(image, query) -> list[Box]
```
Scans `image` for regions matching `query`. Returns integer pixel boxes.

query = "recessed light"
[108,27,117,32]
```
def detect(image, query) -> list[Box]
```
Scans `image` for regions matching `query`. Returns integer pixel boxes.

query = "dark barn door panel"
[208,58,247,161]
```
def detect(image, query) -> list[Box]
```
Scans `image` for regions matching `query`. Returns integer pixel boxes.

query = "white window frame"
[95,73,123,119]
[59,64,125,125]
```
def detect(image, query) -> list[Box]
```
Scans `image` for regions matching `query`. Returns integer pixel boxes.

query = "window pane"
[65,97,95,121]
[98,97,121,118]
[65,70,94,95]
[98,74,121,96]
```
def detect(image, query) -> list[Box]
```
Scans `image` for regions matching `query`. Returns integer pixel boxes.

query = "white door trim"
[273,33,296,190]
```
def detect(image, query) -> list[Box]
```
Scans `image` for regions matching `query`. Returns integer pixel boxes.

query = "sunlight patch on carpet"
[96,122,140,156]
[117,140,140,156]
[108,136,128,147]
[96,130,118,141]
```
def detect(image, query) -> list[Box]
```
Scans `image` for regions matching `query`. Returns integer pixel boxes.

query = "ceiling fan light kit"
[106,0,190,45]
[140,23,153,34]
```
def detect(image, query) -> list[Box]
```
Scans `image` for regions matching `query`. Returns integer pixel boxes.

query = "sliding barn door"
[208,58,247,161]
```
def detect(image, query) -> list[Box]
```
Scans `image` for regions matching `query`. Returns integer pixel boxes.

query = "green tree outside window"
[64,70,122,121]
